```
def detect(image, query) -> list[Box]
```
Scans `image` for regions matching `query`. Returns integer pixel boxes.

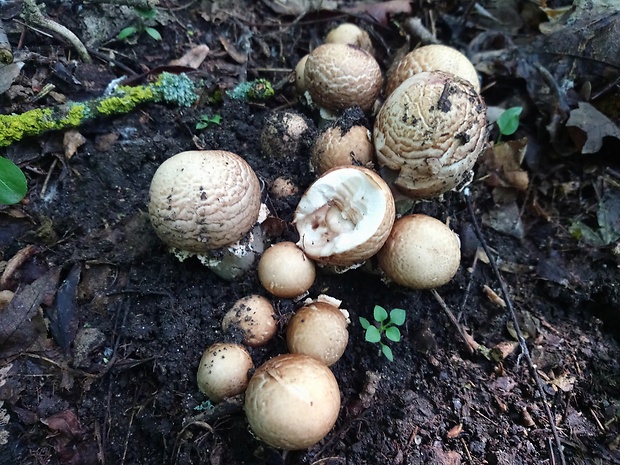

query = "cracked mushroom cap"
[386,44,481,95]
[374,71,487,199]
[148,150,262,253]
[244,353,341,450]
[304,43,383,113]
[294,166,395,267]
[377,214,461,289]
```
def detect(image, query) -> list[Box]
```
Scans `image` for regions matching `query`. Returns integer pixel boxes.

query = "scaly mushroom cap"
[386,44,480,95]
[148,150,261,253]
[377,214,461,289]
[374,71,487,199]
[304,43,383,113]
[244,354,341,450]
[310,125,375,175]
[294,166,395,267]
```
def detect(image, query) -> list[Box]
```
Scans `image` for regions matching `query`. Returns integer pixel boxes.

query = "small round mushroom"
[261,110,316,159]
[324,23,373,54]
[310,124,374,175]
[258,242,316,298]
[304,43,383,114]
[377,214,461,289]
[294,55,309,94]
[270,177,299,198]
[149,150,261,253]
[197,342,254,403]
[286,301,349,366]
[244,353,341,450]
[294,166,395,267]
[374,71,487,199]
[222,295,277,347]
[386,44,480,95]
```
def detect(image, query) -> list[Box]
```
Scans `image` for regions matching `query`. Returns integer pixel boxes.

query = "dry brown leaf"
[169,45,210,68]
[63,129,86,159]
[566,102,620,154]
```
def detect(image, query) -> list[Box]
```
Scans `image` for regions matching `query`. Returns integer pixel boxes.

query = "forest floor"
[1,1,620,464]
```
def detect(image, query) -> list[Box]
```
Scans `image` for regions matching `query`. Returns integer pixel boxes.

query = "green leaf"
[118,27,138,40]
[497,106,523,136]
[385,326,401,342]
[381,344,394,361]
[136,7,158,19]
[389,308,406,326]
[568,221,604,246]
[145,27,162,41]
[196,122,208,130]
[373,305,388,323]
[0,157,27,205]
[365,326,381,343]
[359,317,370,329]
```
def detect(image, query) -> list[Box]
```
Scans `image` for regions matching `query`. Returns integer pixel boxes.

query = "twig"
[21,0,92,63]
[462,187,567,465]
[403,18,439,45]
[431,289,479,354]
[0,20,13,64]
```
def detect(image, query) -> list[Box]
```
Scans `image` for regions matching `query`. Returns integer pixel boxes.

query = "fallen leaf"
[47,263,81,352]
[566,102,620,154]
[0,267,60,358]
[63,129,86,159]
[261,0,337,15]
[169,44,210,68]
[0,62,24,95]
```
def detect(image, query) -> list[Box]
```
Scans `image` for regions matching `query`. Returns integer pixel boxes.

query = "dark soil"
[1,2,620,465]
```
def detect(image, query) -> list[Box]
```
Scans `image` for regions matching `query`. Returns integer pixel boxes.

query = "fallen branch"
[0,72,197,147]
[21,0,92,63]
[462,187,567,465]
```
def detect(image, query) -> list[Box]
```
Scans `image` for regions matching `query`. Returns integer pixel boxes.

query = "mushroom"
[386,44,480,95]
[197,342,254,403]
[269,177,299,198]
[286,299,349,366]
[294,55,309,94]
[294,166,395,268]
[310,124,374,175]
[260,110,316,159]
[244,353,341,450]
[148,150,261,253]
[304,43,383,115]
[258,242,316,298]
[374,71,487,199]
[324,23,373,54]
[222,295,277,347]
[377,214,461,289]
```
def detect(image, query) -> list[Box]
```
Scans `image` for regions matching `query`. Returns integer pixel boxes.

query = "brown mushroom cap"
[374,71,487,199]
[386,44,481,95]
[244,354,341,450]
[294,166,395,267]
[148,150,261,252]
[261,111,316,159]
[304,43,383,113]
[377,214,461,289]
[258,242,316,298]
[222,295,277,347]
[324,23,373,54]
[286,301,349,366]
[295,55,309,94]
[196,343,254,403]
[310,125,374,175]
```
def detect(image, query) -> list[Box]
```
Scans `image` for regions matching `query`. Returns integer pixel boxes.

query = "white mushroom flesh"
[295,167,395,266]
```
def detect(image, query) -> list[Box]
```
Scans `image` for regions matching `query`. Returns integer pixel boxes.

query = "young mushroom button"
[148,150,262,253]
[304,43,383,114]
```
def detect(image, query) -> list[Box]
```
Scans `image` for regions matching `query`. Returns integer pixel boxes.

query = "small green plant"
[359,305,406,362]
[195,114,221,130]
[118,7,162,42]
[496,106,523,142]
[0,157,27,205]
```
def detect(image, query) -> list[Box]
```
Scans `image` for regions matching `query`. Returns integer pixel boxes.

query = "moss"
[96,86,155,115]
[247,79,274,100]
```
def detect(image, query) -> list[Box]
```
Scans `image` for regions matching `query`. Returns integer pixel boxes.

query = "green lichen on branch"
[226,79,274,101]
[0,72,197,147]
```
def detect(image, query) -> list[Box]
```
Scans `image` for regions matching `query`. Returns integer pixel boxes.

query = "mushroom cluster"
[144,21,490,454]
